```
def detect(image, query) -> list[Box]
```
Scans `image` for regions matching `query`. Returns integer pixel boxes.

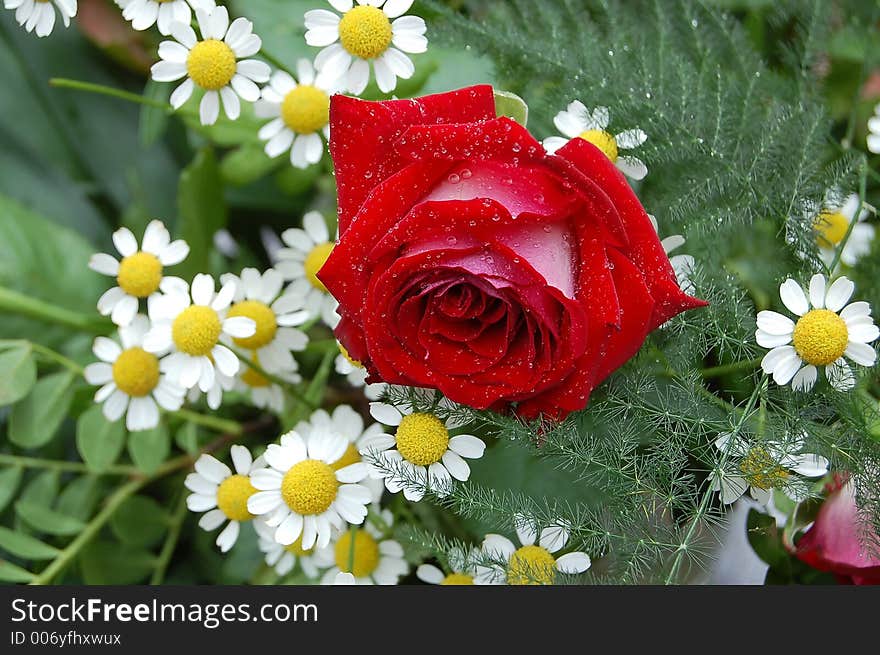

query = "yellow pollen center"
[240,362,271,388]
[284,536,314,557]
[814,210,850,248]
[338,5,393,60]
[579,129,619,162]
[111,347,160,397]
[226,300,277,349]
[305,242,334,293]
[332,443,362,471]
[507,545,557,585]
[791,309,849,366]
[441,573,474,585]
[739,447,790,491]
[186,39,237,91]
[338,343,364,369]
[216,474,257,522]
[116,252,162,298]
[395,413,449,466]
[334,530,380,578]
[281,85,331,134]
[172,305,222,356]
[281,459,338,515]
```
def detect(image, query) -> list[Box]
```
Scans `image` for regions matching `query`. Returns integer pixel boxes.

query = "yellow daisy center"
[792,309,849,366]
[338,343,364,369]
[814,210,850,248]
[507,545,557,585]
[332,443,362,471]
[116,252,162,298]
[579,129,618,162]
[441,573,474,585]
[111,347,160,397]
[395,413,449,466]
[240,362,271,388]
[304,242,334,292]
[281,459,338,515]
[186,39,237,91]
[281,85,331,135]
[284,536,314,557]
[172,305,222,356]
[338,5,393,60]
[739,447,789,491]
[216,474,257,522]
[334,529,380,578]
[226,300,277,350]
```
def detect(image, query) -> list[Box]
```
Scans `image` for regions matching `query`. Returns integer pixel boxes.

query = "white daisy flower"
[364,396,486,502]
[150,5,270,125]
[186,368,235,410]
[218,267,310,373]
[868,103,880,154]
[314,509,409,585]
[275,211,340,329]
[756,274,878,392]
[83,315,185,431]
[417,547,479,585]
[812,193,874,268]
[185,445,263,552]
[246,429,372,550]
[475,519,592,585]
[235,361,301,414]
[333,572,356,584]
[649,214,695,293]
[254,518,326,579]
[710,432,830,505]
[304,0,427,95]
[89,220,189,327]
[143,273,256,392]
[255,59,337,169]
[334,340,387,401]
[5,0,76,38]
[543,102,648,180]
[295,404,386,504]
[116,0,207,36]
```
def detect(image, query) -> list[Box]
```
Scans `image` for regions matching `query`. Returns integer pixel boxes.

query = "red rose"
[319,85,706,419]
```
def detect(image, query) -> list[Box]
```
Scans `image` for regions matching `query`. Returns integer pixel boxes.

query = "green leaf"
[494,89,529,126]
[0,343,36,406]
[174,421,199,455]
[0,560,34,583]
[139,79,171,147]
[176,148,228,280]
[8,370,75,448]
[221,143,284,187]
[80,541,155,585]
[128,423,170,474]
[56,475,103,523]
[15,501,86,536]
[0,466,23,513]
[110,495,169,548]
[19,470,59,507]
[0,525,60,560]
[76,404,127,472]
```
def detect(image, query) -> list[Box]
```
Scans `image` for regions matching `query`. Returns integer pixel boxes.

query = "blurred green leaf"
[176,148,228,280]
[0,343,36,406]
[128,423,170,474]
[494,89,528,126]
[0,466,23,513]
[0,525,60,560]
[221,143,284,187]
[110,495,169,548]
[15,501,85,536]
[80,540,155,584]
[139,79,171,147]
[174,421,199,455]
[56,475,103,523]
[0,560,34,583]
[76,404,127,472]
[18,470,59,507]
[8,370,76,448]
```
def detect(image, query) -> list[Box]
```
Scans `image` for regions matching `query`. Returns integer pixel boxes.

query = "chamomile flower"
[756,274,878,391]
[868,103,880,154]
[255,59,337,169]
[185,446,263,552]
[218,268,310,373]
[275,211,340,328]
[649,214,695,293]
[710,432,830,505]
[364,397,486,501]
[315,509,409,585]
[143,273,256,392]
[543,102,648,180]
[150,6,270,125]
[254,519,326,578]
[475,519,592,585]
[417,547,479,585]
[5,0,76,38]
[84,315,185,431]
[186,368,235,410]
[812,193,874,268]
[333,572,356,584]
[304,0,427,94]
[235,359,301,414]
[116,0,206,35]
[89,220,189,327]
[334,340,386,400]
[246,429,372,550]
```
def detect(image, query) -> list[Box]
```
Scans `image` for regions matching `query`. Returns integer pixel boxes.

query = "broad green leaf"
[176,148,228,280]
[110,496,169,548]
[174,421,199,455]
[221,143,284,187]
[19,470,59,507]
[8,370,76,448]
[0,466,23,512]
[80,541,155,584]
[0,343,36,406]
[0,525,60,560]
[128,423,170,474]
[139,79,171,147]
[15,501,86,536]
[0,560,34,583]
[76,404,127,472]
[494,89,529,126]
[56,475,103,523]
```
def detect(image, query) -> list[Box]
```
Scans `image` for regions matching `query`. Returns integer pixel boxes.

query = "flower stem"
[699,357,763,378]
[828,156,868,274]
[150,492,189,585]
[49,78,171,110]
[171,408,243,435]
[0,453,138,477]
[0,287,112,334]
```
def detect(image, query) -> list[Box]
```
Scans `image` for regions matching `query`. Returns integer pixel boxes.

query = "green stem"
[699,358,763,378]
[828,157,868,274]
[171,408,243,435]
[0,453,138,477]
[50,78,171,110]
[150,492,188,585]
[0,287,112,334]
